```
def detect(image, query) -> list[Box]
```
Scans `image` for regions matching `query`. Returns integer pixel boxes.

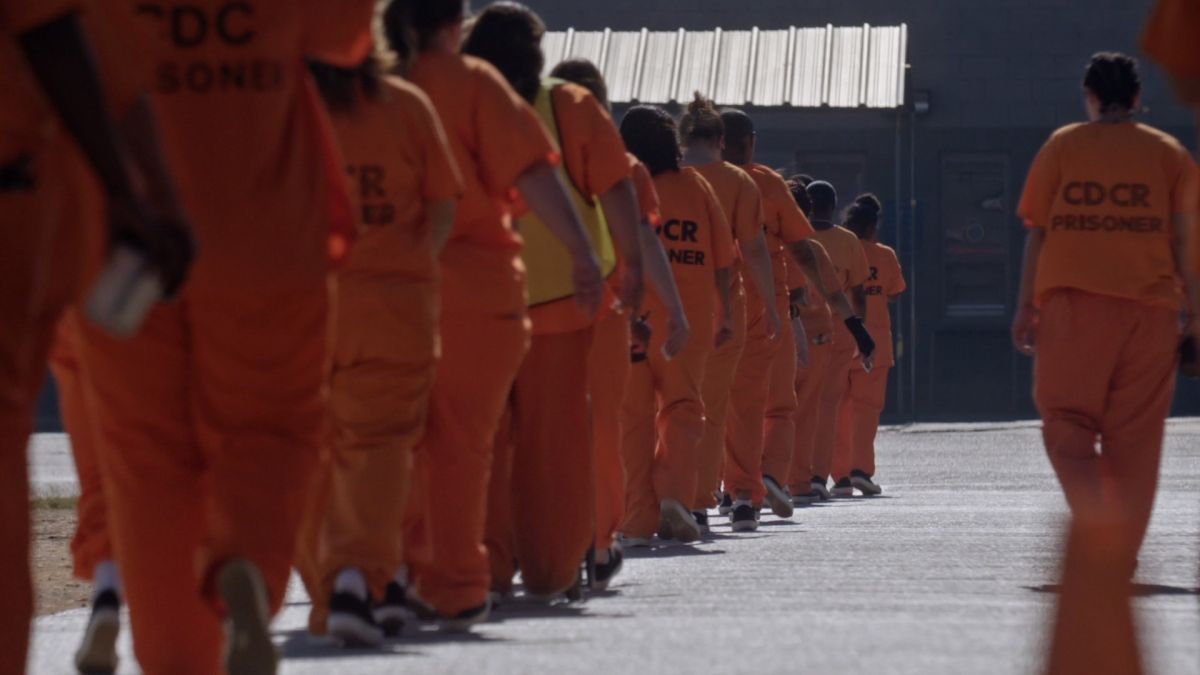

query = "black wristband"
[843,316,876,357]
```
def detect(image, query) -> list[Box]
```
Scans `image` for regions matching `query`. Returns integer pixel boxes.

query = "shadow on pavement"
[623,545,727,559]
[278,630,425,660]
[1024,583,1200,597]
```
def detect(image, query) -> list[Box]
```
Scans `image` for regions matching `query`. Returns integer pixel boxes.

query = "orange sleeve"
[1017,133,1062,229]
[1,0,79,34]
[848,238,870,287]
[628,156,661,225]
[554,84,630,198]
[735,172,766,243]
[887,247,907,295]
[770,174,815,243]
[473,62,558,199]
[1143,0,1200,83]
[408,88,464,204]
[700,176,736,269]
[300,0,375,67]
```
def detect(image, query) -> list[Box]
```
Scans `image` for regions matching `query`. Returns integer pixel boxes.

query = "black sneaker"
[729,501,759,532]
[373,582,415,638]
[850,469,883,496]
[75,589,120,674]
[762,475,795,518]
[592,546,624,592]
[718,492,733,516]
[811,475,832,501]
[439,597,491,633]
[831,477,855,497]
[691,510,711,535]
[328,591,384,647]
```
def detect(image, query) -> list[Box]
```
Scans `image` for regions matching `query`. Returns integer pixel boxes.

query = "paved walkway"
[27,422,1200,674]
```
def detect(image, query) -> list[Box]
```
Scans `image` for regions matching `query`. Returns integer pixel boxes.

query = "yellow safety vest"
[518,78,617,307]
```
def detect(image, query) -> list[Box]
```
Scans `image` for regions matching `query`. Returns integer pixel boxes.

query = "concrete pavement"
[27,422,1200,674]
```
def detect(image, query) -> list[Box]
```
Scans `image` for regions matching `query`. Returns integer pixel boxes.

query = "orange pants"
[303,279,437,621]
[692,286,746,510]
[760,294,799,487]
[788,333,833,491]
[811,336,857,481]
[1034,289,1178,563]
[483,402,516,594]
[50,313,112,581]
[0,139,93,675]
[620,321,708,538]
[410,309,528,614]
[588,307,632,552]
[80,280,329,675]
[724,292,781,502]
[832,364,890,479]
[488,327,596,596]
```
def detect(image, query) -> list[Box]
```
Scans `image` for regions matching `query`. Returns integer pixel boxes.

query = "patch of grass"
[31,495,78,510]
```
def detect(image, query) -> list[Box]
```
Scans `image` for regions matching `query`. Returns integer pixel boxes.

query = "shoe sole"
[327,612,385,647]
[660,500,701,543]
[831,488,855,497]
[792,492,818,506]
[373,606,414,638]
[851,478,883,496]
[730,518,759,532]
[218,560,278,675]
[439,602,491,633]
[75,609,119,674]
[762,478,795,518]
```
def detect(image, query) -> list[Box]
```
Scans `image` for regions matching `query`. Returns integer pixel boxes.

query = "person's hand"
[764,304,781,342]
[571,249,606,318]
[662,311,690,360]
[109,192,195,298]
[863,354,875,374]
[1012,304,1039,356]
[617,264,645,316]
[794,318,810,368]
[844,316,875,359]
[714,311,734,349]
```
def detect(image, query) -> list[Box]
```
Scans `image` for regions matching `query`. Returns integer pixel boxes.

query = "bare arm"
[743,232,781,339]
[790,240,856,319]
[638,224,690,358]
[852,285,868,323]
[516,162,605,317]
[1172,212,1200,337]
[714,266,734,348]
[598,179,646,314]
[1012,228,1045,355]
[429,199,457,256]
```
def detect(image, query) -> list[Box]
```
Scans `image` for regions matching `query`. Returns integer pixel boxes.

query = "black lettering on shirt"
[667,248,706,266]
[1062,181,1152,209]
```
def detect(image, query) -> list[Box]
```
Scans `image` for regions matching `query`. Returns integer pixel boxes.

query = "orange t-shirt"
[795,238,839,339]
[1143,0,1200,93]
[860,241,905,367]
[409,51,558,316]
[525,82,633,335]
[1017,122,1198,311]
[328,76,463,283]
[645,167,736,340]
[110,0,375,291]
[693,160,765,291]
[812,222,870,351]
[745,163,814,300]
[629,153,661,225]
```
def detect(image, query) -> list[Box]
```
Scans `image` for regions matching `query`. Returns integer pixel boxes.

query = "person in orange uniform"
[804,180,875,500]
[1013,52,1200,573]
[2,5,193,673]
[831,195,906,496]
[384,0,606,622]
[75,3,379,673]
[549,58,690,587]
[785,175,845,506]
[463,3,650,601]
[619,104,736,546]
[296,52,463,647]
[678,94,779,533]
[1143,1,1200,113]
[719,110,872,528]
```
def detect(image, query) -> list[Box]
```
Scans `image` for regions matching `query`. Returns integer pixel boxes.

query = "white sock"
[732,499,753,508]
[334,567,368,600]
[93,560,121,600]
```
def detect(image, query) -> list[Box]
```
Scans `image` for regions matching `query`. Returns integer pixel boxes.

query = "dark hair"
[383,0,466,55]
[1083,52,1141,112]
[807,180,837,215]
[550,59,609,109]
[793,173,814,188]
[787,177,813,216]
[621,105,681,176]
[679,92,723,143]
[843,193,882,239]
[461,2,545,103]
[308,56,386,114]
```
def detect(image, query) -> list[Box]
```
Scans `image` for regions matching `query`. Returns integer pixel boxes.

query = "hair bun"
[855,193,882,214]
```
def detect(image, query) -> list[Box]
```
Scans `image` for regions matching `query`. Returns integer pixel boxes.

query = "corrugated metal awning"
[542,24,908,109]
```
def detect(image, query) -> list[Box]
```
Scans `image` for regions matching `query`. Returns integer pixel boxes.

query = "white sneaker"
[75,590,120,674]
[618,533,654,548]
[717,493,733,516]
[830,477,855,497]
[762,476,795,518]
[217,559,279,674]
[659,499,701,543]
[851,472,883,496]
